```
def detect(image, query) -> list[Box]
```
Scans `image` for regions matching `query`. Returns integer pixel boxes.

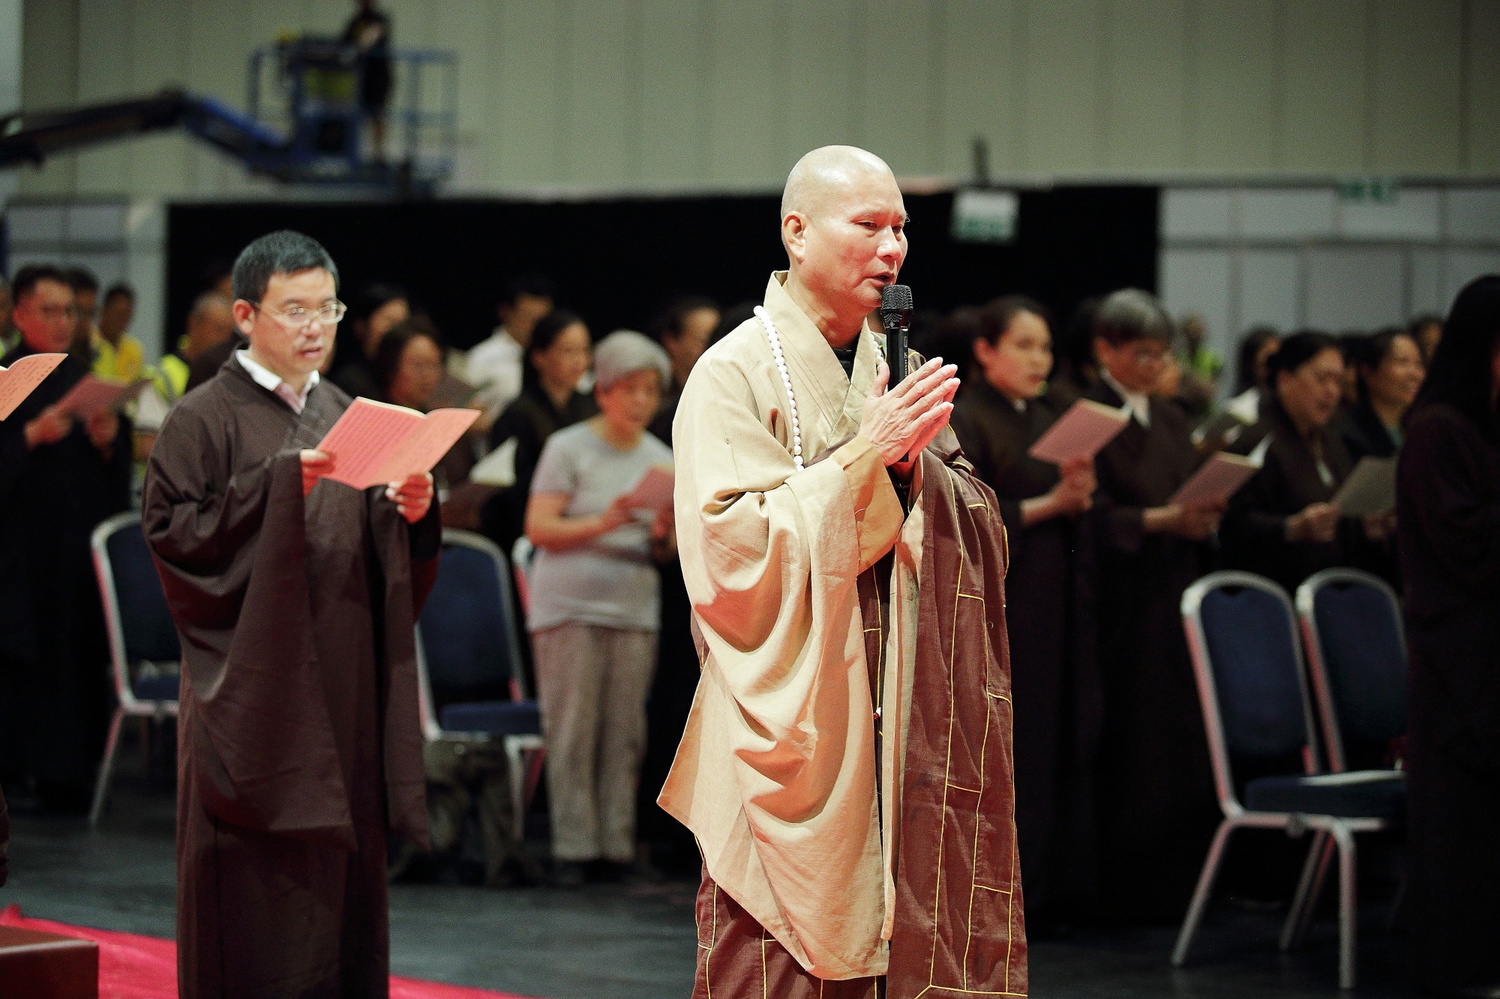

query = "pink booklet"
[1169,437,1271,507]
[1028,398,1130,464]
[55,374,151,419]
[314,397,479,490]
[0,353,66,420]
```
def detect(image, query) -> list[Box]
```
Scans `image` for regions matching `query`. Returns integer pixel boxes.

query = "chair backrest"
[1182,571,1321,814]
[1296,568,1407,772]
[90,512,181,708]
[419,529,529,706]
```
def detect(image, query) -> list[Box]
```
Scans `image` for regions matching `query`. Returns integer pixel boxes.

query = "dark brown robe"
[1397,403,1500,993]
[1083,378,1218,923]
[143,358,439,999]
[950,383,1101,920]
[0,344,131,797]
[692,430,1027,999]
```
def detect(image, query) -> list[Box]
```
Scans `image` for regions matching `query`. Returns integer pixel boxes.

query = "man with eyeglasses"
[142,230,440,998]
[0,264,132,812]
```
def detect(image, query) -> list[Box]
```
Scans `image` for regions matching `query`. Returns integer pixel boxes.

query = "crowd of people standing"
[0,245,1496,993]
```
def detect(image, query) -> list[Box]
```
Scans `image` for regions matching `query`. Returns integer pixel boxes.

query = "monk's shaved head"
[781,145,896,221]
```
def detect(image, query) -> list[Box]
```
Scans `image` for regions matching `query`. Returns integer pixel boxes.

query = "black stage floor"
[4,771,1424,998]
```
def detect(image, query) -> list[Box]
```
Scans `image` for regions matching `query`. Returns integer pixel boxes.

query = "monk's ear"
[782,212,809,264]
[232,299,257,337]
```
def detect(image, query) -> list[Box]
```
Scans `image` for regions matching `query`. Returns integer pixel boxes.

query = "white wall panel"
[1241,189,1337,241]
[1445,188,1500,243]
[1160,248,1232,353]
[1442,249,1500,304]
[1305,247,1405,332]
[1239,249,1302,334]
[1339,188,1442,241]
[1162,189,1234,240]
[1409,247,1447,318]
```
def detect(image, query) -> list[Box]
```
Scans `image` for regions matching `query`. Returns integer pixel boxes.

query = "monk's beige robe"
[661,272,926,980]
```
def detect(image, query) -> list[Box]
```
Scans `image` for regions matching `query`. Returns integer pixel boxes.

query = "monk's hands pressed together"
[386,472,435,524]
[861,356,960,479]
[300,449,334,496]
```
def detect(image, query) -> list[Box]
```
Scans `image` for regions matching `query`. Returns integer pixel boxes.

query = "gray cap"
[593,329,670,391]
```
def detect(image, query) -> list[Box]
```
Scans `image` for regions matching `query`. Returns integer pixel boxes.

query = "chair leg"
[1173,818,1236,967]
[88,709,126,828]
[504,740,526,842]
[1281,830,1326,950]
[1331,823,1359,990]
[1283,830,1335,950]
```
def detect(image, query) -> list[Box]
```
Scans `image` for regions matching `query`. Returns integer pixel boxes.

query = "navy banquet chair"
[1173,571,1405,990]
[88,511,181,827]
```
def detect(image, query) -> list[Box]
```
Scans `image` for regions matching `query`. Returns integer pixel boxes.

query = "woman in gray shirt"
[525,330,674,886]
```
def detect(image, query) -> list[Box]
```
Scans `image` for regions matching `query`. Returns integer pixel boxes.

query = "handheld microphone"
[879,284,913,385]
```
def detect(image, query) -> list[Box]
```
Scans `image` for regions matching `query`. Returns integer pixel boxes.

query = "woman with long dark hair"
[1220,331,1390,595]
[1339,327,1425,461]
[482,309,596,554]
[1397,275,1500,996]
[949,295,1100,924]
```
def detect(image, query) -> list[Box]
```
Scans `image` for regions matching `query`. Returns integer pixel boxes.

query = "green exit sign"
[1339,178,1399,203]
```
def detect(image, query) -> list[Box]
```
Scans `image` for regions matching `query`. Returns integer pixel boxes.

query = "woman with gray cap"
[524,330,675,887]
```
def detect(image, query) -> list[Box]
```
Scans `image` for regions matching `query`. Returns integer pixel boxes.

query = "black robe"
[950,382,1101,919]
[1220,400,1374,595]
[1397,403,1500,993]
[1337,398,1400,462]
[143,358,439,999]
[0,344,131,795]
[1083,378,1219,922]
[480,383,597,556]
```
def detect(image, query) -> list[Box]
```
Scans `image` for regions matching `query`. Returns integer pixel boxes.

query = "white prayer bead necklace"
[754,305,884,473]
[755,306,804,470]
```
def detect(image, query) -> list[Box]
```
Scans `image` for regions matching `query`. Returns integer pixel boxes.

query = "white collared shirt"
[1102,369,1151,428]
[237,350,319,413]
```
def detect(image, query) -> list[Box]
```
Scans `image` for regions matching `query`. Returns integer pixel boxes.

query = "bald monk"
[661,145,1028,997]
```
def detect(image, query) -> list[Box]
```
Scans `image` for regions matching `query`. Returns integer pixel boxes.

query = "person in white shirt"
[465,274,555,426]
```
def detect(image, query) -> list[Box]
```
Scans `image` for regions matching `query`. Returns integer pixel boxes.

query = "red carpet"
[0,905,539,999]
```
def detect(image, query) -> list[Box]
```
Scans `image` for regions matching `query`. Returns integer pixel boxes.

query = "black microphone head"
[880,284,913,314]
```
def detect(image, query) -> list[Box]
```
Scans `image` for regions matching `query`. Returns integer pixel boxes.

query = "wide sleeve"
[143,401,357,849]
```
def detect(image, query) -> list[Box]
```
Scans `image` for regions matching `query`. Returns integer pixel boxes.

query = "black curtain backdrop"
[165,185,1157,357]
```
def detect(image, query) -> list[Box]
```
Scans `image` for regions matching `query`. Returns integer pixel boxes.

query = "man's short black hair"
[65,267,99,294]
[104,282,136,305]
[499,273,554,308]
[12,264,71,303]
[231,230,340,304]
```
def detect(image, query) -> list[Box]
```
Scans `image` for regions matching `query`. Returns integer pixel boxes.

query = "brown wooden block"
[0,925,99,998]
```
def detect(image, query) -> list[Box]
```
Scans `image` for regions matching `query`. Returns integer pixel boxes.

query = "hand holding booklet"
[0,353,66,420]
[1027,398,1131,464]
[313,397,479,490]
[1169,436,1271,507]
[623,465,674,515]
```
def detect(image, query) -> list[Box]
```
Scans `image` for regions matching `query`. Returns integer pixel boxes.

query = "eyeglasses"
[1127,347,1171,366]
[251,300,347,330]
[36,304,78,321]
